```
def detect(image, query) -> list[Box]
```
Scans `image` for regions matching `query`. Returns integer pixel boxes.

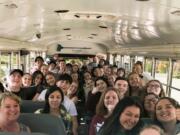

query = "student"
[35,86,72,134]
[56,74,78,135]
[146,80,165,97]
[139,125,165,135]
[0,92,30,133]
[98,97,144,135]
[89,87,121,135]
[114,77,129,100]
[143,93,159,119]
[154,97,180,135]
[22,73,32,87]
[6,69,36,100]
[86,77,109,116]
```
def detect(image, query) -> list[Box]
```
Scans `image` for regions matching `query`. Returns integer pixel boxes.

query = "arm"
[72,116,78,135]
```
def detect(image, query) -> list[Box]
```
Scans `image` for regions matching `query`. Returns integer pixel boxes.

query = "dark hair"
[117,67,126,78]
[94,76,109,87]
[98,97,143,135]
[114,77,128,84]
[35,56,44,62]
[44,72,56,87]
[32,70,44,85]
[42,86,64,113]
[154,97,180,121]
[57,73,72,84]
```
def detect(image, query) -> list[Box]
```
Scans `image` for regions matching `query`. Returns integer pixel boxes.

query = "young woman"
[98,96,144,135]
[128,72,145,101]
[86,77,109,116]
[89,87,121,135]
[146,80,165,97]
[0,92,30,133]
[154,97,180,135]
[143,93,159,119]
[22,73,32,87]
[35,86,72,134]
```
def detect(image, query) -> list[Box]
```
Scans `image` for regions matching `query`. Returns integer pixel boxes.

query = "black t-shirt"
[7,86,37,100]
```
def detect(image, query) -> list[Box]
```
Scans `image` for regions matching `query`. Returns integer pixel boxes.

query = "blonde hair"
[0,92,21,106]
[139,125,165,135]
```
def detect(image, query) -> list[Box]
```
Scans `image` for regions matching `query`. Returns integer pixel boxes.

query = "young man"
[6,69,36,100]
[56,74,78,135]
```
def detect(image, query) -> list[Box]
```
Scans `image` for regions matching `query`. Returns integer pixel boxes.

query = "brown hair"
[96,87,121,116]
[146,79,165,97]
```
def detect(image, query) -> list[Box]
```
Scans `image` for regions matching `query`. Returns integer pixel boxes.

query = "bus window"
[154,59,169,85]
[171,60,180,102]
[144,58,152,76]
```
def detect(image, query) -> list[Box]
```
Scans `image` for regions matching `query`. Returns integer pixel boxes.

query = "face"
[8,72,22,88]
[46,74,56,86]
[0,97,20,122]
[68,82,78,95]
[96,80,107,92]
[147,81,161,96]
[132,64,142,74]
[119,106,140,130]
[56,80,71,94]
[140,129,161,135]
[156,99,176,122]
[41,65,49,75]
[94,68,101,77]
[114,80,128,96]
[59,61,66,70]
[104,90,119,112]
[35,59,43,69]
[71,73,78,81]
[84,72,91,80]
[72,65,79,72]
[35,74,43,85]
[144,94,158,112]
[22,74,32,87]
[48,91,62,109]
[107,76,115,86]
[117,70,125,77]
[128,73,141,87]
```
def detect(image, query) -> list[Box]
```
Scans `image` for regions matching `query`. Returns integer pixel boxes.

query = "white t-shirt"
[37,89,47,101]
[37,90,78,116]
[62,96,77,116]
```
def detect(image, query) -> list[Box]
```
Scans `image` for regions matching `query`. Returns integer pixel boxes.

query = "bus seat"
[20,100,45,113]
[0,132,48,135]
[18,113,66,135]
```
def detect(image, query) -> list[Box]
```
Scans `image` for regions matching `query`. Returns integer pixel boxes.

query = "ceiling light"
[99,26,108,29]
[96,15,102,19]
[5,3,18,9]
[63,28,71,30]
[171,10,180,16]
[74,15,80,18]
[91,34,97,36]
[54,10,69,13]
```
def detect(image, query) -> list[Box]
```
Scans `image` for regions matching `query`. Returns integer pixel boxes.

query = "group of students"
[0,55,179,135]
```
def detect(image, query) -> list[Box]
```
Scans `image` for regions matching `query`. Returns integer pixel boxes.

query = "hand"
[91,87,99,94]
[176,108,180,121]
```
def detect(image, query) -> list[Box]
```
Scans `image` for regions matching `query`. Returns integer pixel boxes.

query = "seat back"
[18,113,66,135]
[20,100,45,113]
[0,132,48,135]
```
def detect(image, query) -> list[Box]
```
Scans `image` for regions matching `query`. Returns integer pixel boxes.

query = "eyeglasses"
[148,84,160,88]
[145,98,158,104]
